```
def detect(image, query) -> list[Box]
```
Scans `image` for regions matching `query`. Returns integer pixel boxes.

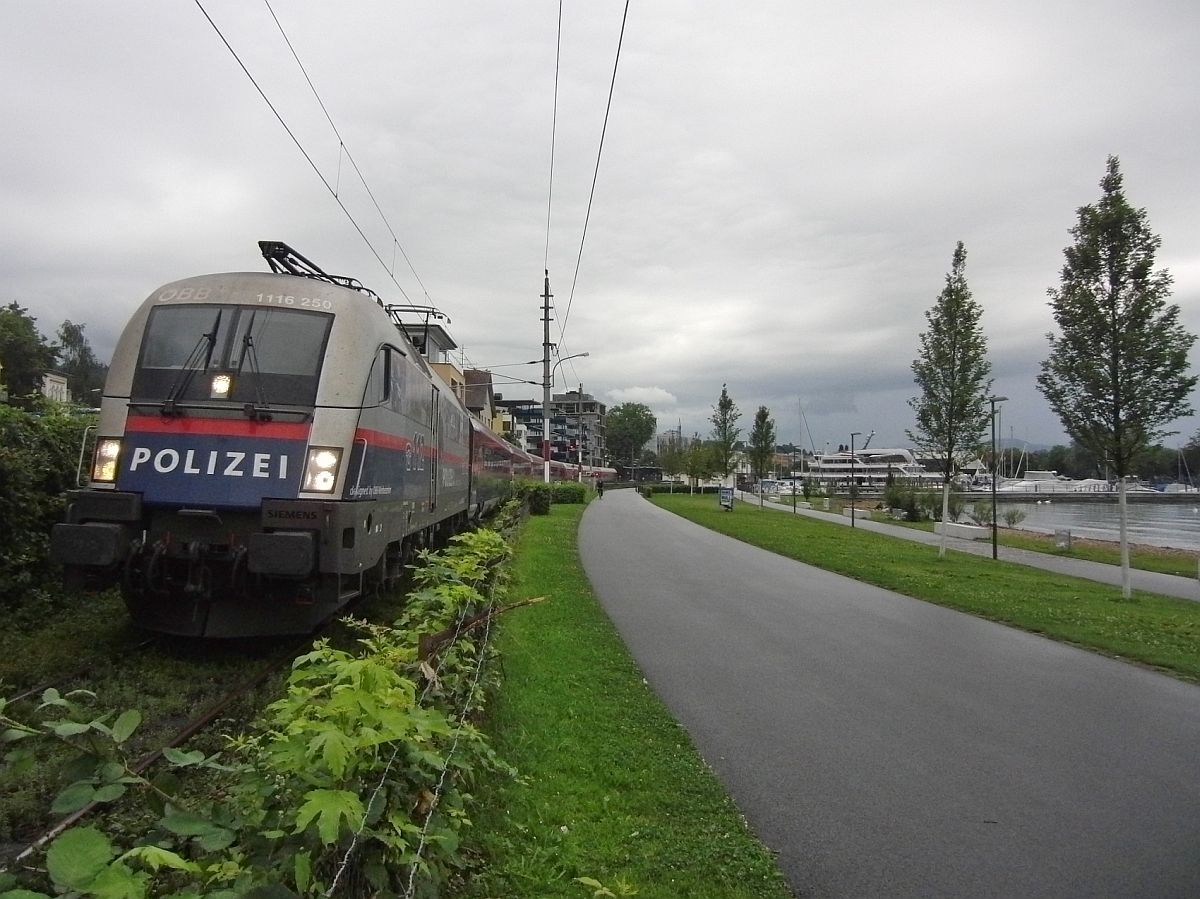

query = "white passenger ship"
[790,447,939,492]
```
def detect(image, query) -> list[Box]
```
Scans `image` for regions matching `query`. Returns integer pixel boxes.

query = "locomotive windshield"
[132,304,333,407]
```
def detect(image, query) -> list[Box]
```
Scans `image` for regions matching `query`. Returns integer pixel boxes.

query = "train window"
[364,349,386,407]
[388,346,407,412]
[234,309,330,376]
[132,305,332,407]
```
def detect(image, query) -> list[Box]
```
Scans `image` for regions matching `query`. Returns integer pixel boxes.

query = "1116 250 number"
[256,294,334,310]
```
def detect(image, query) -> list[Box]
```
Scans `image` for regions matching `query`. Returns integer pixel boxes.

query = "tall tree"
[1037,156,1197,598]
[57,320,108,404]
[709,384,741,479]
[683,434,715,493]
[606,403,657,472]
[747,405,777,492]
[0,302,58,402]
[907,241,993,557]
[659,430,685,489]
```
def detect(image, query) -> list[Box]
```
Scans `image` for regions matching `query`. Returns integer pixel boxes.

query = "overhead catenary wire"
[544,1,563,273]
[192,0,418,304]
[555,0,631,379]
[262,0,434,304]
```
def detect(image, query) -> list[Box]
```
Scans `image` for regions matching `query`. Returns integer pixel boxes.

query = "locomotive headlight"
[91,438,122,483]
[210,373,233,398]
[302,446,342,493]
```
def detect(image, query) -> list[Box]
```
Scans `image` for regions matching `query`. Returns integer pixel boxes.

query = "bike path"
[738,491,1200,602]
[579,489,1200,899]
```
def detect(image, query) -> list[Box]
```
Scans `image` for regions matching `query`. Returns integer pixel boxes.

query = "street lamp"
[542,351,589,482]
[988,395,1008,559]
[791,444,798,515]
[850,431,861,528]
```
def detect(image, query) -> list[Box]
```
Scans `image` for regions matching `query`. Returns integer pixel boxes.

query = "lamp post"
[791,444,797,514]
[850,431,861,528]
[541,349,589,483]
[988,395,1008,559]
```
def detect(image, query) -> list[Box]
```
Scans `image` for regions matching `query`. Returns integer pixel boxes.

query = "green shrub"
[0,404,91,606]
[550,481,587,504]
[882,480,907,511]
[969,500,994,527]
[1002,506,1028,528]
[947,488,966,522]
[883,480,928,521]
[0,529,516,898]
[516,481,552,515]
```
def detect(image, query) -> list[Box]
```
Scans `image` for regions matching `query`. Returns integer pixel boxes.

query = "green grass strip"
[867,511,1198,578]
[459,504,792,899]
[992,529,1198,578]
[653,493,1200,682]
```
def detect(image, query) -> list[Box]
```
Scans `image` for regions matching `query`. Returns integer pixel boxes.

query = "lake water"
[979,500,1200,552]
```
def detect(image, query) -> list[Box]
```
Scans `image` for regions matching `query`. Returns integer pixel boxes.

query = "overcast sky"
[5,1,1200,452]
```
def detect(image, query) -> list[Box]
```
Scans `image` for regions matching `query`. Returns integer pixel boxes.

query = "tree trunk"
[939,479,950,558]
[1118,476,1131,599]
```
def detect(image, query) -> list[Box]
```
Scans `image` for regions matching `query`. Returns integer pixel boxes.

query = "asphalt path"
[578,489,1200,898]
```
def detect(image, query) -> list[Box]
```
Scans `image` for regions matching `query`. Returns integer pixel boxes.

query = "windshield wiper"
[161,310,222,416]
[236,312,273,421]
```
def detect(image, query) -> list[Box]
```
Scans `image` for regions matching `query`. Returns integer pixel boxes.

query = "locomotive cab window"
[366,345,408,407]
[132,304,333,407]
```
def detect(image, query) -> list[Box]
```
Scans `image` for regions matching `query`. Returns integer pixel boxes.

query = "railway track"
[3,632,311,873]
[0,567,418,864]
[0,623,324,861]
[7,637,161,705]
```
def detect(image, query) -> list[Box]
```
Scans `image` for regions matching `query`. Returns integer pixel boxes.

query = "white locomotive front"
[52,243,472,636]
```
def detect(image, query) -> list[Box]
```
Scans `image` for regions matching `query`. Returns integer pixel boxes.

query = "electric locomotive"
[51,243,511,636]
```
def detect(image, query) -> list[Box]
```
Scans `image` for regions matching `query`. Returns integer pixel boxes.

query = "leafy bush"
[968,500,994,527]
[0,403,91,607]
[517,481,552,515]
[917,489,941,521]
[883,480,926,522]
[915,487,966,522]
[1002,506,1028,528]
[947,489,966,522]
[0,528,517,898]
[550,481,587,504]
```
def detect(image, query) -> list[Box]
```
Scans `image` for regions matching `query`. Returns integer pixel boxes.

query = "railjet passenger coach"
[51,243,612,637]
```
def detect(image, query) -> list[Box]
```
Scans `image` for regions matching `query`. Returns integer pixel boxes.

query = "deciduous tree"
[709,385,741,479]
[0,302,58,402]
[747,406,777,490]
[683,435,715,493]
[57,320,108,404]
[1037,156,1197,597]
[907,242,992,557]
[659,431,685,489]
[606,403,656,472]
